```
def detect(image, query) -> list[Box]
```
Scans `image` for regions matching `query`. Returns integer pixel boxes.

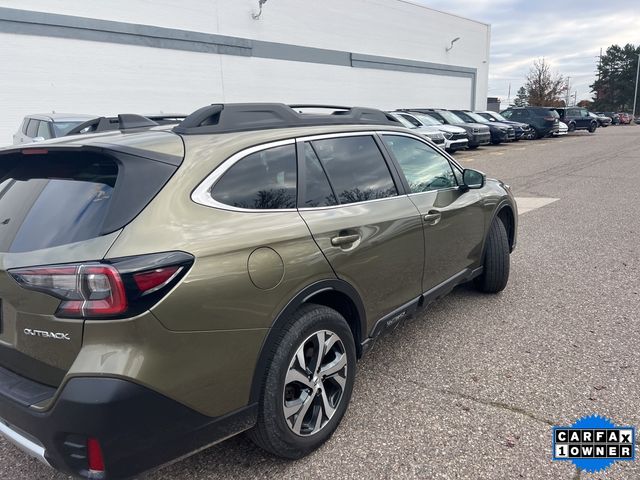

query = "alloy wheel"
[283,330,347,437]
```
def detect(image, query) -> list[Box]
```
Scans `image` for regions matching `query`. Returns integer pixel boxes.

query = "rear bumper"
[0,374,256,479]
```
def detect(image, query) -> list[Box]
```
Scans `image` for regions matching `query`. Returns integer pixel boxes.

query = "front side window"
[311,136,397,205]
[52,121,85,137]
[382,135,457,193]
[211,144,297,210]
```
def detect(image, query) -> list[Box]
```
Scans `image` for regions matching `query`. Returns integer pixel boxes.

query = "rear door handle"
[423,210,442,225]
[331,234,361,247]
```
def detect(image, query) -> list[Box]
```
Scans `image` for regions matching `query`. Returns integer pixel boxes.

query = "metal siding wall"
[0,0,489,144]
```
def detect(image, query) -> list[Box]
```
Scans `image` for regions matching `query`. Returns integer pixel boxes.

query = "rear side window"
[0,154,117,253]
[302,143,337,208]
[211,144,297,209]
[25,120,39,138]
[311,136,397,205]
[37,121,52,139]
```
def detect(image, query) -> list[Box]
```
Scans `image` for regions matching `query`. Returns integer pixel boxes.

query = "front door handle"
[331,234,361,247]
[423,210,442,225]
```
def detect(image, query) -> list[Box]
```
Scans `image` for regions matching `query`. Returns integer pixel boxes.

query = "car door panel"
[297,135,424,333]
[379,133,486,292]
[299,198,424,330]
[409,189,485,290]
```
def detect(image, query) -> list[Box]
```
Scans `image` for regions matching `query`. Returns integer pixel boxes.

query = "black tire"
[568,122,576,132]
[588,122,597,133]
[474,218,510,293]
[468,145,479,150]
[248,303,356,459]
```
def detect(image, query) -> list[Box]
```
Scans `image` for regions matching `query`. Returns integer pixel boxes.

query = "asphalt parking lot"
[2,125,639,480]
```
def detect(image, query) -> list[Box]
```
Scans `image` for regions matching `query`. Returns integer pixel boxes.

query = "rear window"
[0,153,117,252]
[531,108,560,118]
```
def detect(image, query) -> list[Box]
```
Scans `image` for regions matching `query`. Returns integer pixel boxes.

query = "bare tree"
[525,58,565,106]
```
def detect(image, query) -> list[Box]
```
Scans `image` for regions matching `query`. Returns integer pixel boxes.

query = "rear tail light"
[11,264,128,317]
[87,438,105,473]
[9,251,193,319]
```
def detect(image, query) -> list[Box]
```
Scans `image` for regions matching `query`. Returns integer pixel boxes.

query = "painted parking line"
[490,152,505,156]
[514,197,559,215]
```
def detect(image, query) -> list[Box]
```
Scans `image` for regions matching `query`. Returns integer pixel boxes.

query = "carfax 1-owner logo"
[552,415,636,473]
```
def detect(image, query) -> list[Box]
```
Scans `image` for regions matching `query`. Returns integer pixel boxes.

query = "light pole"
[633,53,640,118]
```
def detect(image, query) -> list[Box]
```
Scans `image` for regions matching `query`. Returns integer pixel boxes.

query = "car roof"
[26,113,98,122]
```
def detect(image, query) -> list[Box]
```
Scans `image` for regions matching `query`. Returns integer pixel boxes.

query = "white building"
[0,0,490,144]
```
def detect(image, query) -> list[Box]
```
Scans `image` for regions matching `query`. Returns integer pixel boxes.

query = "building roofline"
[393,0,491,27]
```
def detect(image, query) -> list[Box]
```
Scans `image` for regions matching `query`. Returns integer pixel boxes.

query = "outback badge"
[23,328,71,341]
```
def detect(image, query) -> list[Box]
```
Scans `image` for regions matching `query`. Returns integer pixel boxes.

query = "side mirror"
[462,169,485,190]
[31,137,45,143]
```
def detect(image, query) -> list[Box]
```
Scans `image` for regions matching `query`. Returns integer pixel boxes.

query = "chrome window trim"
[191,129,464,213]
[191,138,297,213]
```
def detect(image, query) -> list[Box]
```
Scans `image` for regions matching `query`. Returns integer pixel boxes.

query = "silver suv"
[13,113,96,145]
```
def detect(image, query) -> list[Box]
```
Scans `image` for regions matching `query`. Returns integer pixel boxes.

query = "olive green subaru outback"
[0,104,517,479]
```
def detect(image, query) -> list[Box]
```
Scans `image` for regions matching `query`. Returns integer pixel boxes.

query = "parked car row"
[12,106,638,151]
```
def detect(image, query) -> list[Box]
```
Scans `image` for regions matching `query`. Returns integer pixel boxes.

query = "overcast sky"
[418,0,640,103]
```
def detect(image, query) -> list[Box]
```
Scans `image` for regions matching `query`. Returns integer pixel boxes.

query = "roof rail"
[65,114,159,136]
[172,103,400,135]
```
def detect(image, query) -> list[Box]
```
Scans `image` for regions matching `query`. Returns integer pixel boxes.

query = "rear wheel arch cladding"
[248,280,366,404]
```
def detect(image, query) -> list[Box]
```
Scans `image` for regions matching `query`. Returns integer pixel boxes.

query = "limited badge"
[552,415,635,473]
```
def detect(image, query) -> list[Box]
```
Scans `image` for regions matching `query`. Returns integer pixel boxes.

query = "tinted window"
[37,121,52,139]
[20,118,29,134]
[501,110,513,119]
[0,154,118,253]
[311,136,397,205]
[302,143,337,208]
[25,120,39,137]
[211,144,297,209]
[382,135,457,193]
